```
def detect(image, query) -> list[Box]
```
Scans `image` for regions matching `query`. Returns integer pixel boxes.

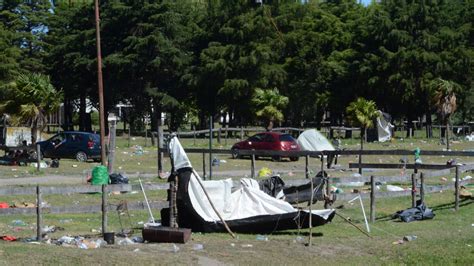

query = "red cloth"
[0,202,9,208]
[1,235,17,241]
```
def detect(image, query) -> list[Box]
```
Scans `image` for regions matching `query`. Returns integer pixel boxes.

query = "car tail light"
[87,140,94,149]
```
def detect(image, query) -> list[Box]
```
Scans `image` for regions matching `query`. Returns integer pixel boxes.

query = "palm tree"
[346,98,379,174]
[252,88,289,131]
[0,73,63,143]
[432,78,457,150]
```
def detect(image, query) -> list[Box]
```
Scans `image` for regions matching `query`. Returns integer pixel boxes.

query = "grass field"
[0,133,473,265]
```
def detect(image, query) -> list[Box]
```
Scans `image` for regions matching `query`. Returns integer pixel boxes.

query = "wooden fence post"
[102,184,107,235]
[370,176,375,223]
[225,125,228,146]
[36,185,42,241]
[36,143,41,172]
[251,152,256,179]
[202,152,207,180]
[420,172,425,203]
[411,173,416,208]
[455,166,460,211]
[305,155,309,179]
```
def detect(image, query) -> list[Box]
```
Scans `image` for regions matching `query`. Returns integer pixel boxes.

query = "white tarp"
[170,137,334,222]
[376,111,394,142]
[297,129,335,152]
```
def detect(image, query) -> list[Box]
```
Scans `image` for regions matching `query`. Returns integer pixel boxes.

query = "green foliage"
[252,88,288,127]
[0,73,63,135]
[431,78,458,120]
[345,97,379,130]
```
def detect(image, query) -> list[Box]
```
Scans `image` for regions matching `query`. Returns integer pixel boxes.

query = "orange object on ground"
[0,202,9,208]
[1,235,17,241]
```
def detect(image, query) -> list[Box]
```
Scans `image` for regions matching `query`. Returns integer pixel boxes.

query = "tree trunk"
[446,119,450,150]
[359,127,364,174]
[425,112,432,138]
[266,119,274,131]
[79,93,86,131]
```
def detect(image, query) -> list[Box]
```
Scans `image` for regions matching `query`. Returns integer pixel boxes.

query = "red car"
[231,132,300,161]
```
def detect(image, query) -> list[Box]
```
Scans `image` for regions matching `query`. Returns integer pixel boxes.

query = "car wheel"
[290,157,299,162]
[272,156,281,162]
[231,148,240,159]
[76,151,88,162]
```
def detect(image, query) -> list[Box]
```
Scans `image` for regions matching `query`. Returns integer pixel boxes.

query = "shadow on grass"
[268,231,323,237]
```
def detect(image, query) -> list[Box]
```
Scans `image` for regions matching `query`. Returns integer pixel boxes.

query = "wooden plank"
[0,183,168,196]
[422,168,452,178]
[0,201,168,216]
[459,164,474,172]
[370,176,375,223]
[349,163,454,170]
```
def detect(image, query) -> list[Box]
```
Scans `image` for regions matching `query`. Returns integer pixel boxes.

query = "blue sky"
[361,0,371,6]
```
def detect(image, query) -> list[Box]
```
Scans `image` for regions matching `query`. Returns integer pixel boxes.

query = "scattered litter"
[131,236,143,243]
[0,235,17,241]
[294,236,304,244]
[241,244,253,248]
[446,159,456,166]
[256,235,268,241]
[0,202,9,208]
[465,134,474,142]
[134,145,143,155]
[393,200,435,222]
[346,182,364,187]
[10,220,27,226]
[137,221,144,225]
[118,237,134,245]
[72,164,78,168]
[258,167,272,178]
[288,172,294,177]
[463,176,472,181]
[392,239,404,245]
[351,173,362,178]
[172,244,179,253]
[387,185,405,192]
[31,162,48,168]
[403,235,417,242]
[220,159,227,163]
[230,243,235,247]
[192,243,204,250]
[133,248,140,252]
[441,177,447,182]
[57,236,75,245]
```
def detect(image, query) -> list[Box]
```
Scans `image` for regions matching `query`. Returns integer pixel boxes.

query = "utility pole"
[95,0,106,166]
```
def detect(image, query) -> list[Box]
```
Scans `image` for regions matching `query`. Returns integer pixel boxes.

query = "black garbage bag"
[393,200,435,222]
[50,159,59,168]
[109,173,129,184]
[258,175,285,198]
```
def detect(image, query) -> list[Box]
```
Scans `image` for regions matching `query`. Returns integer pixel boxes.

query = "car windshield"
[279,134,296,142]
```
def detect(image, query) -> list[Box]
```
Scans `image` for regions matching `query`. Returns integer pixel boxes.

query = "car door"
[261,133,276,150]
[248,133,266,150]
[64,133,84,158]
[47,133,67,158]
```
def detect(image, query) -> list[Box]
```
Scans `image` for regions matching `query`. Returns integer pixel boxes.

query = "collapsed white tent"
[167,137,334,232]
[297,129,335,152]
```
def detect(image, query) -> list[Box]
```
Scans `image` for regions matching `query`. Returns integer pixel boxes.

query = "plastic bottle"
[256,235,268,241]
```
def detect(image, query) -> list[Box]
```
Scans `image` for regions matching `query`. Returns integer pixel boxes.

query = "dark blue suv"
[37,131,101,162]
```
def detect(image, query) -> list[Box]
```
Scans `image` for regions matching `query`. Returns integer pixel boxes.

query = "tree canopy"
[0,0,472,131]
